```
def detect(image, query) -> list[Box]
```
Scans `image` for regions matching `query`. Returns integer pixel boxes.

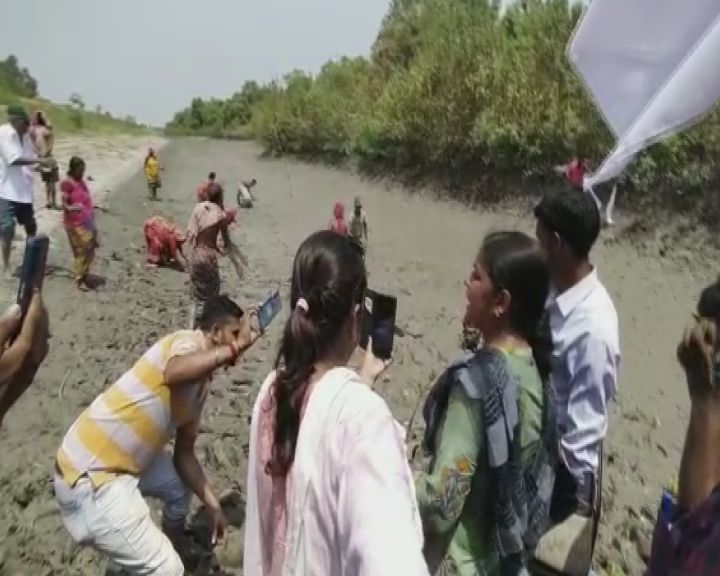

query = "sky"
[0,0,391,125]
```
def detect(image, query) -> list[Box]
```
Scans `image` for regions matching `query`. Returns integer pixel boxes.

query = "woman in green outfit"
[416,231,557,575]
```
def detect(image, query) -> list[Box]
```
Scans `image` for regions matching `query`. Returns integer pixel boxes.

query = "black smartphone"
[16,235,49,317]
[257,290,282,334]
[359,290,397,360]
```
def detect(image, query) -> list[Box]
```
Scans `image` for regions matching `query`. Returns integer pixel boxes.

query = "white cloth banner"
[568,0,720,188]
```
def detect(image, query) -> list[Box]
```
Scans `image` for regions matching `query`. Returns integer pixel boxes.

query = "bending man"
[54,296,258,575]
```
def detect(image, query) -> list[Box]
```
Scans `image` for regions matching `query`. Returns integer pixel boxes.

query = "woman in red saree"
[144,216,187,269]
[61,157,98,291]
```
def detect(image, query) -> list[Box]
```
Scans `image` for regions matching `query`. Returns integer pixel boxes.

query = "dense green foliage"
[165,82,268,138]
[171,0,720,211]
[0,55,38,99]
[0,54,150,135]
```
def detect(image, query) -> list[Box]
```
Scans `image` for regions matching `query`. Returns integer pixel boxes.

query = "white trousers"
[54,452,191,576]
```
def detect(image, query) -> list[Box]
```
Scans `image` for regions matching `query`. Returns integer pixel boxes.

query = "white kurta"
[244,367,429,576]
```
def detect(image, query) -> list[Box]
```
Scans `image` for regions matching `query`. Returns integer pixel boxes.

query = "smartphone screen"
[258,290,282,333]
[371,293,397,360]
[359,290,375,350]
[16,235,49,317]
[358,290,396,360]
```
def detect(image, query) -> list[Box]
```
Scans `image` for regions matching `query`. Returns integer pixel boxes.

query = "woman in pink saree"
[60,157,98,291]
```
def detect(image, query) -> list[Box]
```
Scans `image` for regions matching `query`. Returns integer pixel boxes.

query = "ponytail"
[266,231,366,477]
[266,303,318,477]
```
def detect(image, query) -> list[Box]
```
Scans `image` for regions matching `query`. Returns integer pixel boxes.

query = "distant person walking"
[329,201,348,236]
[30,110,59,209]
[349,196,369,250]
[61,157,98,291]
[144,148,161,201]
[196,171,217,202]
[0,105,47,274]
[186,183,246,327]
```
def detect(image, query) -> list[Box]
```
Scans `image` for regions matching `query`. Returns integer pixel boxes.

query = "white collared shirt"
[0,123,36,204]
[547,268,620,487]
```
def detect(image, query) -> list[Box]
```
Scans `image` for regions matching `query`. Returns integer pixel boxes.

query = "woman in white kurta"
[244,230,429,576]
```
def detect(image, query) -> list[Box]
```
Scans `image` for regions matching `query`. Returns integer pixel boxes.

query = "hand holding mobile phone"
[257,290,282,334]
[17,235,49,319]
[359,337,393,387]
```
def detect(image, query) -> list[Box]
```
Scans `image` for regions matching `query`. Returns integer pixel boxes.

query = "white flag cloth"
[568,0,720,188]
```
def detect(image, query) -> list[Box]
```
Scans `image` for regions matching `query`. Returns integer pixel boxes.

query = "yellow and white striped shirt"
[57,330,208,488]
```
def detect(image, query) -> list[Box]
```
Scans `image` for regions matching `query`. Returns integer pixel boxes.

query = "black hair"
[197,295,243,331]
[479,231,552,380]
[34,111,48,127]
[206,182,224,206]
[534,189,600,259]
[67,156,85,178]
[208,172,216,180]
[698,279,720,322]
[268,230,367,476]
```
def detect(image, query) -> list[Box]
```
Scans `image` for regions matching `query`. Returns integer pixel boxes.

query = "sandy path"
[0,138,709,575]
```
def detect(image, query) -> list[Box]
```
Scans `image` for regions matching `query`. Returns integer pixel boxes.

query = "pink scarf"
[255,378,316,575]
[256,387,290,576]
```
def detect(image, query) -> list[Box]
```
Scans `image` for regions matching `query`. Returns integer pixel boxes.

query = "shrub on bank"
[169,0,720,215]
[251,0,720,211]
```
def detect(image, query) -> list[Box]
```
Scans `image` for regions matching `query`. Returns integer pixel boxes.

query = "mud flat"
[0,138,709,575]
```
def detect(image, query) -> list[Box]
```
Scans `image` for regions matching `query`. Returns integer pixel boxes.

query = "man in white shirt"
[534,189,620,521]
[0,106,44,273]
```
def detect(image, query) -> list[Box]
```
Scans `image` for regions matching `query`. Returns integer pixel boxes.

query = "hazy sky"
[0,0,390,125]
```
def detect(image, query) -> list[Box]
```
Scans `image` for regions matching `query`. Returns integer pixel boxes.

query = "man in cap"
[0,106,46,273]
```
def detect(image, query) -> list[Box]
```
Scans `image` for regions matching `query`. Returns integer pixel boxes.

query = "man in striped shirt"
[54,295,258,575]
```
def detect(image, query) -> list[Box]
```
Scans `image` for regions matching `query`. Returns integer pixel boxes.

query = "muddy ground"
[0,138,712,575]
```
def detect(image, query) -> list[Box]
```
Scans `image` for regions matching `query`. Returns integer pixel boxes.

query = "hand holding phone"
[257,290,282,334]
[17,235,49,319]
[359,337,392,387]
